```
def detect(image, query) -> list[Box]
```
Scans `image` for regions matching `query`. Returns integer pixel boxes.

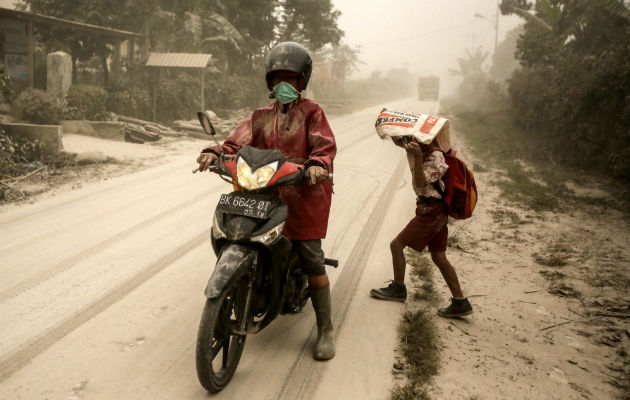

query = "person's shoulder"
[298,97,324,111]
[427,148,443,157]
[300,97,319,105]
[256,102,276,112]
[423,149,444,163]
[250,102,276,117]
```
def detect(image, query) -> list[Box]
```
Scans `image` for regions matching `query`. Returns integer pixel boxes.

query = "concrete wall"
[1,122,63,155]
[60,121,125,141]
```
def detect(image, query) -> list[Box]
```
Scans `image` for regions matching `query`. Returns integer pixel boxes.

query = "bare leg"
[430,251,464,298]
[391,238,406,285]
[308,273,330,290]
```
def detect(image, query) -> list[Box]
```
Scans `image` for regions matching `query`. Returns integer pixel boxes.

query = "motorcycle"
[193,111,338,393]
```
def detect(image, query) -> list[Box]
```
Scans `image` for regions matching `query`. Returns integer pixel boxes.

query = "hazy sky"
[332,0,523,92]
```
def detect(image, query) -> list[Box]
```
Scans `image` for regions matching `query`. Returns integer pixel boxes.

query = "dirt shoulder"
[0,133,210,208]
[399,130,630,399]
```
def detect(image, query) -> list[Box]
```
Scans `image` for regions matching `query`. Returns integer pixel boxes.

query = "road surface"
[0,99,439,400]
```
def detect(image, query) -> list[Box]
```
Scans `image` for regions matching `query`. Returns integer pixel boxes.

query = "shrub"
[106,79,152,121]
[146,72,268,124]
[505,1,630,180]
[0,126,44,176]
[205,74,268,111]
[14,88,68,124]
[153,72,200,123]
[66,84,108,120]
[0,64,14,104]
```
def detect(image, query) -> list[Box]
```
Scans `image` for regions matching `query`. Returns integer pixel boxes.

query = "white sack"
[375,108,451,151]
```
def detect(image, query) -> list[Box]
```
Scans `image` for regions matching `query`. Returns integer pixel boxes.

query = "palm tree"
[449,47,489,77]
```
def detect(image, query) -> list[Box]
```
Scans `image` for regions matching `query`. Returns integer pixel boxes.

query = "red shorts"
[396,200,448,253]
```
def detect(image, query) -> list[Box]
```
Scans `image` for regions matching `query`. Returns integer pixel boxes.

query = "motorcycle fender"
[205,244,256,298]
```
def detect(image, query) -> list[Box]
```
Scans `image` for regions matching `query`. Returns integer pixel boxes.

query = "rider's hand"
[197,152,218,172]
[404,141,423,157]
[306,166,328,185]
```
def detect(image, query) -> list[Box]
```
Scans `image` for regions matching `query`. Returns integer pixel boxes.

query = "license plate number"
[216,193,272,219]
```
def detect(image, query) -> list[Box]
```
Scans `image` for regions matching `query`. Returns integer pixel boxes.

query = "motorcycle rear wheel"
[196,267,250,393]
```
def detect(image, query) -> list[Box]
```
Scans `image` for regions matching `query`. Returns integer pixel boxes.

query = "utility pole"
[494,0,500,53]
[474,0,500,54]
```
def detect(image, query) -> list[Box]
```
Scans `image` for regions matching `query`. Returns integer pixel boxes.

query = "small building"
[0,6,143,91]
[145,52,215,120]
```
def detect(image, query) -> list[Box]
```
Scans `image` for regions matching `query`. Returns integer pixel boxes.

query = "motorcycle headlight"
[251,222,285,245]
[236,157,278,190]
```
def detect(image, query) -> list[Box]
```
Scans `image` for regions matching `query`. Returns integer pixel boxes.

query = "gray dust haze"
[333,0,522,96]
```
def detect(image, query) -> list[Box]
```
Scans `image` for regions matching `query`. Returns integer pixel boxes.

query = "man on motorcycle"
[196,42,337,361]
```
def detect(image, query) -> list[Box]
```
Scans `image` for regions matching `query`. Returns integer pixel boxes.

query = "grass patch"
[406,249,438,303]
[392,249,440,400]
[490,209,523,227]
[534,242,573,267]
[446,231,461,249]
[392,308,440,400]
[448,107,630,213]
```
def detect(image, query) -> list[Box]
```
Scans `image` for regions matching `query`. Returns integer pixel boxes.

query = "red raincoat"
[204,98,336,240]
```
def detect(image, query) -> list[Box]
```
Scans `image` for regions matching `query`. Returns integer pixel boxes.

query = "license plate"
[216,193,273,219]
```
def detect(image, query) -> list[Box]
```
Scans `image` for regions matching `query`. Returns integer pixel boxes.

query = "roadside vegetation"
[448,107,630,214]
[5,0,419,126]
[393,1,629,398]
[391,250,440,400]
[444,0,629,213]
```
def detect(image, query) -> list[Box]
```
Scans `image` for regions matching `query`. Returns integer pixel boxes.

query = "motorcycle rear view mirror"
[197,111,216,136]
[197,111,224,157]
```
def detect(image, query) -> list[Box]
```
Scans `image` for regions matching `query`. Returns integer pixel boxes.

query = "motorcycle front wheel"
[196,266,251,393]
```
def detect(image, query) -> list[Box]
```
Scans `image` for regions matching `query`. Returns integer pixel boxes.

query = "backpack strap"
[432,180,446,199]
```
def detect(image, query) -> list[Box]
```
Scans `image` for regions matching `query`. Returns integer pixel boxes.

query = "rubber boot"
[310,285,335,360]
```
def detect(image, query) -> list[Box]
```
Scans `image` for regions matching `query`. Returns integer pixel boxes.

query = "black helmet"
[265,42,312,91]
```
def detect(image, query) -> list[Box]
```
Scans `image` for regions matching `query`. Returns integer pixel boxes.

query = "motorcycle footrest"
[324,258,338,268]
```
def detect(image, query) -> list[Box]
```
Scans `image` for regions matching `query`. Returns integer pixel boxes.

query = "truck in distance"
[417,76,440,101]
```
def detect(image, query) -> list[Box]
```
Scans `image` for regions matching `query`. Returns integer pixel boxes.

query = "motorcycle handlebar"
[303,169,333,181]
[192,159,220,174]
[193,160,332,181]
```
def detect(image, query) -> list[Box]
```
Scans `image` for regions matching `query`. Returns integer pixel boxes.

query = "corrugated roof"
[0,7,143,38]
[145,53,213,68]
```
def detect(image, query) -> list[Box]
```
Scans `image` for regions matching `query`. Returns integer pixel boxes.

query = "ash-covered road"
[0,99,438,400]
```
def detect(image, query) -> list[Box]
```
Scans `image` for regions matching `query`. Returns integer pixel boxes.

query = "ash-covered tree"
[489,25,524,81]
[194,0,276,75]
[277,0,343,51]
[500,0,630,178]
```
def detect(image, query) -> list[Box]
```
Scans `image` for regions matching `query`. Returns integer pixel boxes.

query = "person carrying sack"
[370,110,473,318]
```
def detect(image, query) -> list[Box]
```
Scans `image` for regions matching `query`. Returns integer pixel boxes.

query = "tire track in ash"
[326,166,380,257]
[276,155,407,400]
[0,185,221,302]
[0,176,207,254]
[326,101,414,256]
[0,159,191,225]
[0,231,208,383]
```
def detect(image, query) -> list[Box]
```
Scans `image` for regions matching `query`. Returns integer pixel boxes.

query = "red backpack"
[429,148,477,219]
